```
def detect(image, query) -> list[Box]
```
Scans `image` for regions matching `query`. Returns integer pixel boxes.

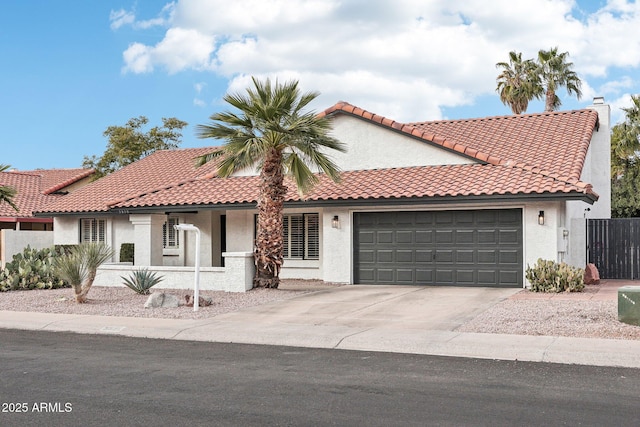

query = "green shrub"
[121,269,163,295]
[0,246,68,292]
[525,258,585,293]
[119,243,134,263]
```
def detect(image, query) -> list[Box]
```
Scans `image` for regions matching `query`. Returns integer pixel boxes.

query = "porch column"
[222,252,255,292]
[130,214,165,266]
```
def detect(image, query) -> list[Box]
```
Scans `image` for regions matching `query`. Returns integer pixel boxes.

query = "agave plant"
[53,243,114,303]
[121,269,163,295]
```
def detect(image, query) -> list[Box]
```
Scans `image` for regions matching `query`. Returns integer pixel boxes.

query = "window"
[163,217,180,249]
[80,218,106,243]
[283,213,319,260]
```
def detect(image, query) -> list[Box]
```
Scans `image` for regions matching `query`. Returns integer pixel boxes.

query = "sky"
[2,0,640,171]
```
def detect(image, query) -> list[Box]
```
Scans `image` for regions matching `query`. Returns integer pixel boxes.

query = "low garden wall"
[93,252,255,293]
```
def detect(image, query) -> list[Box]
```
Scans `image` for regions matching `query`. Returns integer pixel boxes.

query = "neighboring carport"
[353,209,523,287]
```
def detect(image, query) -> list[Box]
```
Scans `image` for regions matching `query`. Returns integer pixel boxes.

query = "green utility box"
[618,286,640,326]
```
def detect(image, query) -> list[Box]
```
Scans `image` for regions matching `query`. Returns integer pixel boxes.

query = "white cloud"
[110,3,175,31]
[109,9,135,30]
[122,43,153,73]
[193,82,208,107]
[609,93,635,124]
[122,28,215,74]
[194,82,206,93]
[118,0,640,121]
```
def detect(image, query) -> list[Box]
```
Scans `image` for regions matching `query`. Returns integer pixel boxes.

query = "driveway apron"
[215,285,521,331]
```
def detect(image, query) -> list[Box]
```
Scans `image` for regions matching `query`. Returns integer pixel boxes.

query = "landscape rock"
[144,292,181,309]
[184,295,213,307]
[584,263,600,285]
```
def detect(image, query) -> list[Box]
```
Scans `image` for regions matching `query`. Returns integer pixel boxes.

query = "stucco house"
[1,168,94,266]
[36,98,611,291]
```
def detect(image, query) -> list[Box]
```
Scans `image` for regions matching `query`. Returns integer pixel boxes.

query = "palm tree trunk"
[545,90,555,112]
[254,148,286,288]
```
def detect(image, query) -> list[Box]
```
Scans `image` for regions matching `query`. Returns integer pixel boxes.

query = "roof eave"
[89,190,598,215]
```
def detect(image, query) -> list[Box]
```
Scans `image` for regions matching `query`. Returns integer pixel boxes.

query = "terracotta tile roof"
[111,164,597,210]
[0,172,62,218]
[37,102,602,214]
[321,102,599,181]
[11,168,95,194]
[37,147,221,214]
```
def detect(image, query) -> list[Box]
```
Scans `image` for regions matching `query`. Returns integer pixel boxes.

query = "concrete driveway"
[216,285,520,331]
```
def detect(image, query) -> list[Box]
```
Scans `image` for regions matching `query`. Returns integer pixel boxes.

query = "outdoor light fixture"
[174,223,201,311]
[538,211,545,226]
[332,215,340,229]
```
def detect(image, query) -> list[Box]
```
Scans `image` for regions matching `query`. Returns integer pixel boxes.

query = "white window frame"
[80,218,106,243]
[163,217,180,249]
[283,213,319,260]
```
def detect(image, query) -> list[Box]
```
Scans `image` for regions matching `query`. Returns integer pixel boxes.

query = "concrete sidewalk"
[1,284,639,369]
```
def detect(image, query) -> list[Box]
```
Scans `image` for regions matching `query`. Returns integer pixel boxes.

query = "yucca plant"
[121,269,163,295]
[53,243,114,303]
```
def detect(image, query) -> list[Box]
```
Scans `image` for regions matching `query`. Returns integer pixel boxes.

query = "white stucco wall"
[522,202,566,269]
[327,115,476,172]
[112,216,133,262]
[180,212,213,268]
[0,230,53,267]
[225,210,256,252]
[53,217,80,245]
[320,207,351,283]
[585,100,611,219]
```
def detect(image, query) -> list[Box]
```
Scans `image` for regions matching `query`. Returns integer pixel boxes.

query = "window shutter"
[305,214,319,259]
[81,219,90,242]
[283,215,290,258]
[80,218,106,243]
[163,217,179,248]
[97,220,105,243]
[289,215,304,259]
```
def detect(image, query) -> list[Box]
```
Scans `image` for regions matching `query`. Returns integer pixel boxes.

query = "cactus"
[525,258,585,293]
[0,246,68,292]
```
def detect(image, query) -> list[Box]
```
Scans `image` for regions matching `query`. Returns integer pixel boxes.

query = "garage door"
[353,209,523,287]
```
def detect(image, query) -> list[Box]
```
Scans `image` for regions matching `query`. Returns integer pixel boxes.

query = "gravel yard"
[1,280,639,340]
[0,280,344,320]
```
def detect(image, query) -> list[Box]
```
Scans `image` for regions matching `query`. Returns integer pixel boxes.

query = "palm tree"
[0,164,18,212]
[196,77,346,288]
[611,94,640,177]
[537,47,583,112]
[496,51,541,114]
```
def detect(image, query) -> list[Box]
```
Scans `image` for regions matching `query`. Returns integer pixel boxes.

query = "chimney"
[586,96,611,219]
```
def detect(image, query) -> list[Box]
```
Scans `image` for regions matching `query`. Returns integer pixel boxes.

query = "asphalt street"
[1,330,639,426]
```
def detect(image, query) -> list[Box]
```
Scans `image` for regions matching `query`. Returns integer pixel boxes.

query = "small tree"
[83,116,188,180]
[53,243,114,303]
